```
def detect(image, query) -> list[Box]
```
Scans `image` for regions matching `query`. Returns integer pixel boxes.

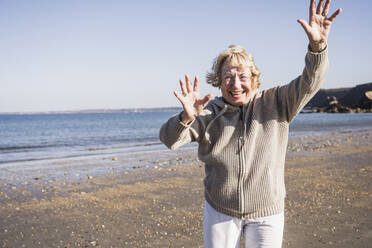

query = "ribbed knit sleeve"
[159,114,193,150]
[159,111,210,150]
[277,47,329,122]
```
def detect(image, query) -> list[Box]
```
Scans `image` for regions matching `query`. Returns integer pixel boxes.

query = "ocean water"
[1,111,371,165]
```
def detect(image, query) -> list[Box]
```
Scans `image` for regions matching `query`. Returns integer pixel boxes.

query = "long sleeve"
[277,47,329,122]
[159,114,194,150]
[159,112,209,150]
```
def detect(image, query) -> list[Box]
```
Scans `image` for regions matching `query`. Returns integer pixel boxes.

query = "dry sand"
[0,130,371,247]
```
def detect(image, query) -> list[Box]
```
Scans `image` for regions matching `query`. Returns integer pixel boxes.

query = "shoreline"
[1,127,371,177]
[0,129,371,247]
[2,112,371,167]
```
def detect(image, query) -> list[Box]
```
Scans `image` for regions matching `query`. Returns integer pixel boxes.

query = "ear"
[250,78,256,89]
[217,78,222,89]
[254,79,261,90]
[249,71,260,89]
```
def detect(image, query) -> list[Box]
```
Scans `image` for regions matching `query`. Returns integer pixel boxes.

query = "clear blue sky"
[0,0,371,112]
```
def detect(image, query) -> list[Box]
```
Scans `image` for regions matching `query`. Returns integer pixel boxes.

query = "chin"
[227,98,245,106]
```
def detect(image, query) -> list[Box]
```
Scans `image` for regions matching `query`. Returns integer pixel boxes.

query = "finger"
[179,79,187,96]
[322,0,331,16]
[328,8,341,22]
[297,19,312,34]
[316,0,324,15]
[173,91,185,104]
[185,74,192,93]
[309,0,316,20]
[201,94,213,107]
[193,76,199,92]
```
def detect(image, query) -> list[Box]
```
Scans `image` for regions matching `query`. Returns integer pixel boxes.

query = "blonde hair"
[206,45,261,89]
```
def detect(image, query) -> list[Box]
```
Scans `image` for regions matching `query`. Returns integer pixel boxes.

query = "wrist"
[180,112,195,125]
[309,42,327,53]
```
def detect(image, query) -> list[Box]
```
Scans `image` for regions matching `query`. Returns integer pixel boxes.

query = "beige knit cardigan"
[160,48,329,218]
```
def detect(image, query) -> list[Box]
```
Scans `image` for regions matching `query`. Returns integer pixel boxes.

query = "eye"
[240,75,249,81]
[223,75,232,82]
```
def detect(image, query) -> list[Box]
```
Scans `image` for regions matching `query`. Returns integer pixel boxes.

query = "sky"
[0,0,371,113]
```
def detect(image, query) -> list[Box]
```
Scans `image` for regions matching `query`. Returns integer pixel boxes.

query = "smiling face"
[220,61,254,106]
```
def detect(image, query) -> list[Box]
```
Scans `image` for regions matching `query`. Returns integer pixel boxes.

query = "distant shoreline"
[0,107,183,115]
[2,82,371,115]
[2,106,371,115]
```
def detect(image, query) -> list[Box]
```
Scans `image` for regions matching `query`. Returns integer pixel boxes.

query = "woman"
[160,1,341,247]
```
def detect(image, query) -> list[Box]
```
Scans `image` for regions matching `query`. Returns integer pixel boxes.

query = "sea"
[1,110,371,166]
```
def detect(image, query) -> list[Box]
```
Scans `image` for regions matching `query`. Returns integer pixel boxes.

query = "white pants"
[203,201,284,248]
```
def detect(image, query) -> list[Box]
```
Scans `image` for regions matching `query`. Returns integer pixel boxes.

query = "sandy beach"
[0,130,371,247]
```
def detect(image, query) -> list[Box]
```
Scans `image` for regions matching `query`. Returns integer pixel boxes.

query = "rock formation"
[305,82,372,113]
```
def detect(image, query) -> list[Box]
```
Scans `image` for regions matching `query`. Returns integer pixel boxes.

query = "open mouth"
[229,90,246,99]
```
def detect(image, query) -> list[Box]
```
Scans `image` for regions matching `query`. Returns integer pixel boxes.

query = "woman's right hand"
[174,75,213,125]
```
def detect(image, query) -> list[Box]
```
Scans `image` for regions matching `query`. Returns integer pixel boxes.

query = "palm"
[298,0,341,52]
[182,91,203,117]
[174,75,212,124]
[308,15,331,44]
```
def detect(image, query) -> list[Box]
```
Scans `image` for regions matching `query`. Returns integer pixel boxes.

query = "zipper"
[238,106,245,217]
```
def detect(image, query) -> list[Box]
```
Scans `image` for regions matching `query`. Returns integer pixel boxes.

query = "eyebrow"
[223,71,249,76]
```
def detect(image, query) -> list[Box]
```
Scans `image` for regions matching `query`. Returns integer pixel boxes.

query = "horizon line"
[0,106,183,115]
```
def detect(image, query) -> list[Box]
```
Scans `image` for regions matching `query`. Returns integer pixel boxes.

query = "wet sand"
[0,130,371,247]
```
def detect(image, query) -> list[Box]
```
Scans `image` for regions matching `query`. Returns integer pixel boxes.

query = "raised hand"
[298,0,342,52]
[174,75,213,125]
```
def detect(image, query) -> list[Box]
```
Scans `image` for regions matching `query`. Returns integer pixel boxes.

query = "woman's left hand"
[298,0,342,52]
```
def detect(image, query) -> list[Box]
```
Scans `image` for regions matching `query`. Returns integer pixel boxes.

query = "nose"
[231,75,242,89]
